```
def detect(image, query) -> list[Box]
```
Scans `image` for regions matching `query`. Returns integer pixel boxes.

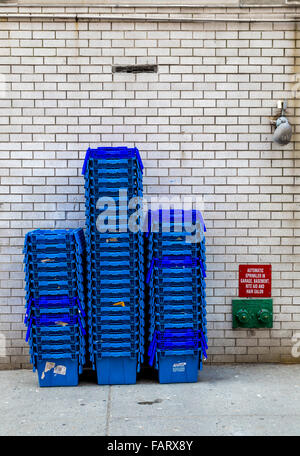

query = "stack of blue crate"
[82,146,145,385]
[24,229,86,387]
[146,209,208,383]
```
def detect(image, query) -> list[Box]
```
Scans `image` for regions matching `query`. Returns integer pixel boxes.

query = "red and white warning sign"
[239,264,272,298]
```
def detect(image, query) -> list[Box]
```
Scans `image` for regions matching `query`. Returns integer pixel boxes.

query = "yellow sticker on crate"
[113,301,125,307]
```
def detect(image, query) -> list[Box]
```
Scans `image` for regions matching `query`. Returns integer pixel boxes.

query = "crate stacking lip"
[86,230,144,240]
[86,231,144,242]
[25,285,84,300]
[88,314,143,327]
[87,294,144,307]
[26,275,84,287]
[150,299,206,309]
[148,231,206,242]
[87,264,143,276]
[88,309,142,322]
[26,313,86,342]
[152,273,205,283]
[25,295,85,310]
[146,256,206,284]
[151,282,206,294]
[30,340,83,354]
[84,156,143,171]
[149,317,207,330]
[89,279,142,291]
[84,189,143,203]
[82,146,144,175]
[85,170,142,181]
[25,267,79,281]
[27,320,86,344]
[87,271,144,285]
[85,175,141,186]
[85,235,144,248]
[92,322,142,335]
[24,258,84,275]
[148,329,208,366]
[150,283,205,293]
[85,159,142,171]
[85,211,144,225]
[153,312,205,322]
[149,300,205,313]
[151,321,201,332]
[25,299,86,328]
[146,209,206,236]
[150,239,205,251]
[32,332,82,344]
[24,251,79,265]
[86,251,142,262]
[86,243,144,255]
[88,287,144,307]
[24,243,79,255]
[151,299,206,309]
[25,228,85,246]
[149,245,205,257]
[149,289,206,299]
[85,188,143,199]
[92,337,140,350]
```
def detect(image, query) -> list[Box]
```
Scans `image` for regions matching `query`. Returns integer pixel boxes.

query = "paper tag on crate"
[45,362,55,373]
[41,362,55,380]
[54,365,67,376]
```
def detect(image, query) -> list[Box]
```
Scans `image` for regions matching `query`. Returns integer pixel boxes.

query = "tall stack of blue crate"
[146,209,208,383]
[24,229,86,387]
[82,146,145,385]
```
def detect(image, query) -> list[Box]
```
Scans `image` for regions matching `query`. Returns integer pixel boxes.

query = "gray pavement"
[0,364,300,436]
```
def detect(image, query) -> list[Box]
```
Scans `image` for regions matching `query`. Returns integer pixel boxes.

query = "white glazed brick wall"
[0,5,299,369]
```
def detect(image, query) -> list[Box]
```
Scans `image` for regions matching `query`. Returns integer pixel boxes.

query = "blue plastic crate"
[157,353,199,383]
[86,243,143,256]
[86,233,143,246]
[30,324,82,337]
[92,321,141,333]
[85,169,142,181]
[84,157,142,170]
[95,356,137,385]
[25,251,77,264]
[25,228,85,243]
[82,146,144,175]
[26,269,78,282]
[26,314,86,342]
[36,357,79,387]
[93,339,140,350]
[31,333,82,345]
[87,257,142,268]
[85,175,140,185]
[85,161,142,173]
[146,209,206,235]
[84,189,143,201]
[88,303,141,313]
[84,211,144,225]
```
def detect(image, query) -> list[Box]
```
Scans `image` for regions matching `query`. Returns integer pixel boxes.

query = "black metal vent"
[112,64,158,74]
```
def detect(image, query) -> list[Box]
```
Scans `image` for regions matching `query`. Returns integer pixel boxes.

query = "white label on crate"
[41,362,55,380]
[172,362,186,373]
[45,362,55,373]
[54,365,67,376]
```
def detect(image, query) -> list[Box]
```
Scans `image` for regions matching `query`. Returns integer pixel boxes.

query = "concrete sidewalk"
[0,364,300,436]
